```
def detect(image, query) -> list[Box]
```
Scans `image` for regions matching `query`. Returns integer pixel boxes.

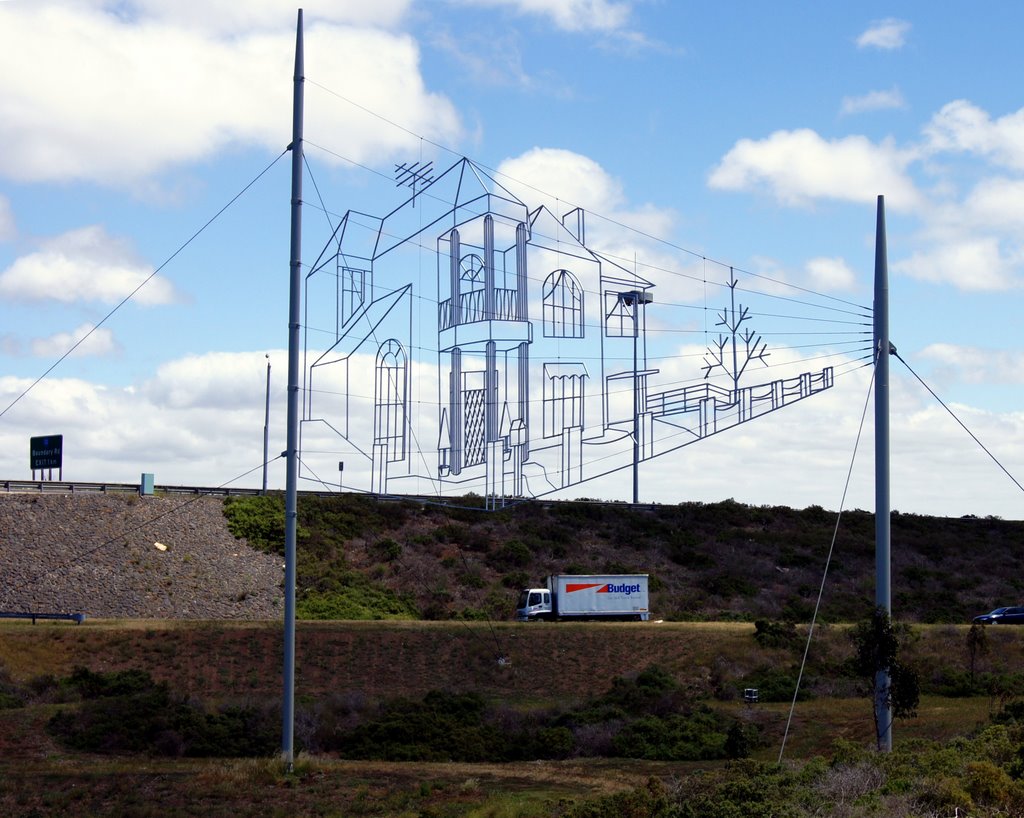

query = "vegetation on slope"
[223,493,1024,624]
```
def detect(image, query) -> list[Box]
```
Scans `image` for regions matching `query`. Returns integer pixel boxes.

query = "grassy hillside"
[223,493,1024,624]
[2,619,1024,816]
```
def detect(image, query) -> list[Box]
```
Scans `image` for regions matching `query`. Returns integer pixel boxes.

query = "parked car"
[973,607,1024,625]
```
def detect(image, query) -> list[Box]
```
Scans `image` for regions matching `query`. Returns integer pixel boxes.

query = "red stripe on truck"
[565,583,604,593]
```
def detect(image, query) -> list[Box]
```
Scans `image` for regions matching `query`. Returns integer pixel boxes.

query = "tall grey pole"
[632,301,639,505]
[263,355,271,495]
[282,7,303,771]
[874,194,892,752]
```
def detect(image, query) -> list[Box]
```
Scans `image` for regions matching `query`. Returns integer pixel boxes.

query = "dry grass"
[1,618,1020,816]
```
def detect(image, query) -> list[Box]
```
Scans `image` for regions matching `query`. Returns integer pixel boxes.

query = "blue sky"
[0,0,1022,518]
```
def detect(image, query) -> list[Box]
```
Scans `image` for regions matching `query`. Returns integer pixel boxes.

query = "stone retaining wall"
[0,493,283,619]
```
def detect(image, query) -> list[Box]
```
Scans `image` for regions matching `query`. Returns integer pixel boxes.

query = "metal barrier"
[0,612,86,624]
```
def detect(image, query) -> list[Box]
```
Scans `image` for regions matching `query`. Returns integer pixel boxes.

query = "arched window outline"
[542,269,584,338]
[459,253,486,324]
[374,339,407,462]
[460,253,485,290]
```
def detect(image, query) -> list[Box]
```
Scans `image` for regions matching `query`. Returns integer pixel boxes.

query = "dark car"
[973,607,1024,625]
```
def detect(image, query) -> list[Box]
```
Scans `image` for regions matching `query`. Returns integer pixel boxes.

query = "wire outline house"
[302,157,833,502]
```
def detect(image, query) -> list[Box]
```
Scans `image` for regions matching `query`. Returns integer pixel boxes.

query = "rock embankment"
[0,492,283,619]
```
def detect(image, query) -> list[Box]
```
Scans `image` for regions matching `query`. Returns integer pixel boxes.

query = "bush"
[0,664,23,709]
[61,667,153,700]
[753,620,798,648]
[297,580,418,620]
[611,709,731,761]
[46,669,277,757]
[337,690,503,762]
[739,667,811,703]
[501,570,530,589]
[370,537,402,562]
[561,777,673,818]
[489,539,532,569]
[223,495,286,553]
[599,665,682,716]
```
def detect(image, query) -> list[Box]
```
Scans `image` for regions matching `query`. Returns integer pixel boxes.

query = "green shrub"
[724,722,758,759]
[489,539,531,569]
[611,708,731,761]
[223,495,286,553]
[337,691,502,762]
[560,777,673,818]
[370,537,402,562]
[501,570,529,589]
[46,669,276,757]
[599,665,681,716]
[965,760,1012,805]
[297,579,418,620]
[706,573,756,599]
[753,620,798,648]
[61,667,153,700]
[740,667,811,703]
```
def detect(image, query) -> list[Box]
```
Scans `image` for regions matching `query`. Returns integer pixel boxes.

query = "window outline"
[542,269,584,338]
[374,339,408,462]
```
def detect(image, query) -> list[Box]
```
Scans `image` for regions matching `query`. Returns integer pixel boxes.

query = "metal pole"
[263,355,271,495]
[874,194,892,752]
[282,7,303,771]
[632,298,639,505]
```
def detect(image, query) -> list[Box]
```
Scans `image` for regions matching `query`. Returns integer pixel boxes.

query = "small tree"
[849,607,920,750]
[702,267,769,393]
[966,622,990,685]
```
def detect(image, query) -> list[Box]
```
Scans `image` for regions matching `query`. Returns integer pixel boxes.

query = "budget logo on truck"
[566,582,642,596]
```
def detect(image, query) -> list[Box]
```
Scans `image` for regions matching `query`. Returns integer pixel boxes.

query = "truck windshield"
[516,590,529,608]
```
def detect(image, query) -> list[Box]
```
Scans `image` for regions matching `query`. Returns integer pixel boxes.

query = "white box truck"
[515,574,650,621]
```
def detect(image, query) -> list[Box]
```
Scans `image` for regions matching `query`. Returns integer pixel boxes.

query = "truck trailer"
[515,574,650,621]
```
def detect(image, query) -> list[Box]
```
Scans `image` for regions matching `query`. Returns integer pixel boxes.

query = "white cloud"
[805,256,857,291]
[0,352,289,485]
[496,147,676,237]
[0,225,180,305]
[893,235,1022,291]
[122,0,412,33]
[0,195,14,241]
[497,147,627,212]
[840,87,906,116]
[0,3,461,185]
[496,147,694,301]
[708,129,922,210]
[856,18,910,50]
[924,100,1024,171]
[919,343,1024,385]
[432,29,535,90]
[961,177,1024,231]
[1,344,1023,518]
[554,359,1024,519]
[452,0,633,33]
[142,351,279,410]
[30,324,120,359]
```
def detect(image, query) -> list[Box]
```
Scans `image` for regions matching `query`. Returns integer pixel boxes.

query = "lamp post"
[263,355,271,495]
[618,290,653,504]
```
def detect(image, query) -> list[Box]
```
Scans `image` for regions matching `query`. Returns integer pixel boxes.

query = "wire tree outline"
[702,267,770,394]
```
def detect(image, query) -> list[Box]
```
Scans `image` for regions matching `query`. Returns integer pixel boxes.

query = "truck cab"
[516,588,552,621]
